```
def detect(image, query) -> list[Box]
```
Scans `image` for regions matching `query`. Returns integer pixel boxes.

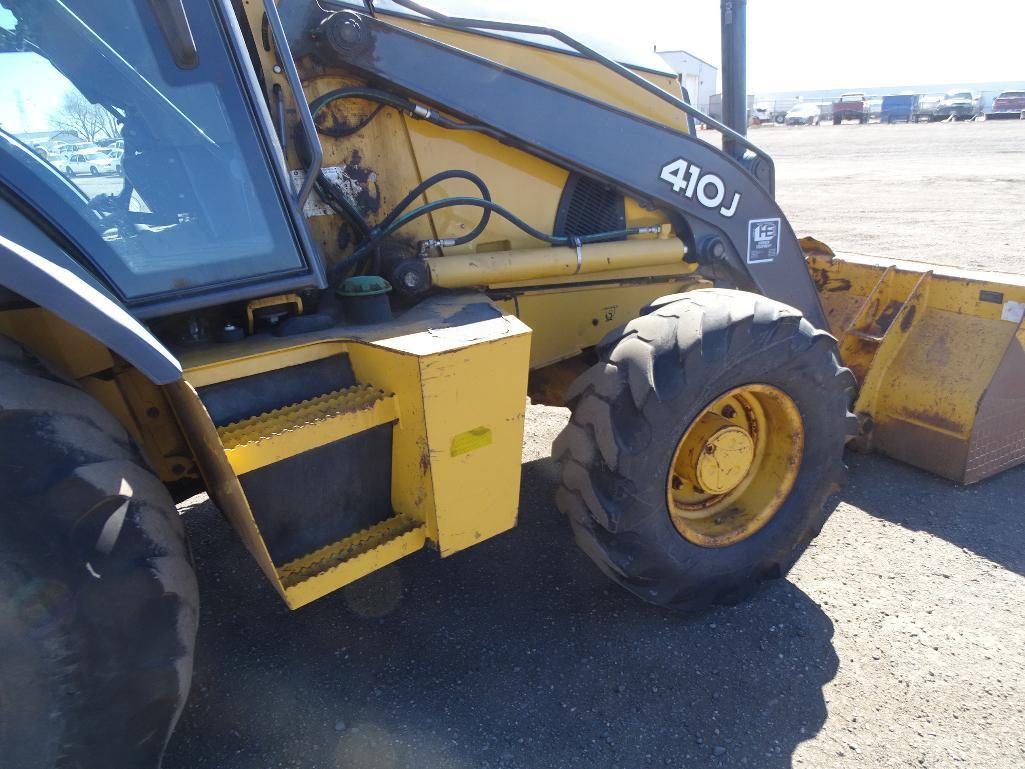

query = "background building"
[656,48,718,115]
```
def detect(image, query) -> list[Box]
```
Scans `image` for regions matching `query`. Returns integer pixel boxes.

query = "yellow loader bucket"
[802,237,1025,484]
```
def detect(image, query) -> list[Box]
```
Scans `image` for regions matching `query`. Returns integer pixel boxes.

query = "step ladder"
[214,383,427,609]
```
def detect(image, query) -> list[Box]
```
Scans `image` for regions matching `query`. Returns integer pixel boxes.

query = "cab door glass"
[0,0,307,303]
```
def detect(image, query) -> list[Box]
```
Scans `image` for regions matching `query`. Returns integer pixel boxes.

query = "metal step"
[277,515,427,608]
[217,383,398,475]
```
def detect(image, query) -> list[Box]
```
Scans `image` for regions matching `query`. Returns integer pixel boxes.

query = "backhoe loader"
[1,0,1024,765]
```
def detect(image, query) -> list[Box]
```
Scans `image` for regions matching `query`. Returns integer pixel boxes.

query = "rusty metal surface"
[807,245,1025,483]
[966,328,1025,483]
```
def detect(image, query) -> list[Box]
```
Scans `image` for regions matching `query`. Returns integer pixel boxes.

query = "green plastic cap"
[337,275,392,297]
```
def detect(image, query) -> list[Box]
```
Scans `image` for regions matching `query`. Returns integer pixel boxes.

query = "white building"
[656,49,719,115]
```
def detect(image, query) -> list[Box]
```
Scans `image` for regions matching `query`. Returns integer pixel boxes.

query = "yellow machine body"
[175,293,531,609]
[0,12,704,609]
[6,6,1024,613]
[253,5,702,370]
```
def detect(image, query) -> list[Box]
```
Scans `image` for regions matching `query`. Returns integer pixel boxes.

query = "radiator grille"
[554,174,626,239]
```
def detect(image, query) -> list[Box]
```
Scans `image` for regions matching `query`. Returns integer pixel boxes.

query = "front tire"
[0,336,198,768]
[554,290,856,612]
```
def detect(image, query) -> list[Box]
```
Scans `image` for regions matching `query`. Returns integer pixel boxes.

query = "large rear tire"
[0,336,198,768]
[554,290,856,612]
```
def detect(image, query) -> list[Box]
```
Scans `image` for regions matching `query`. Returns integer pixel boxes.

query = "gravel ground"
[754,120,1025,274]
[165,121,1025,769]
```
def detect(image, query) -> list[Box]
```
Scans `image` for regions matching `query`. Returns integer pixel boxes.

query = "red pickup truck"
[832,93,868,124]
[986,90,1025,120]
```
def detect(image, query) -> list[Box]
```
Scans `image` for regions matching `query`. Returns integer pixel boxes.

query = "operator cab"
[0,0,322,319]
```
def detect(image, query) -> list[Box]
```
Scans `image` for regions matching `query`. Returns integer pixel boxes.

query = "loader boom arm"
[305,10,828,329]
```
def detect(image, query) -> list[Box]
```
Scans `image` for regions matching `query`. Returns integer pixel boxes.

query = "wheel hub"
[681,413,755,495]
[667,384,804,548]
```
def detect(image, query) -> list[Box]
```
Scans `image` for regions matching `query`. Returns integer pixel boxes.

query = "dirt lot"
[755,119,1025,274]
[165,121,1025,769]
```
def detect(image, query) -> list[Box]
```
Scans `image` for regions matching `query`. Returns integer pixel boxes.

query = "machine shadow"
[165,455,839,769]
[840,450,1025,578]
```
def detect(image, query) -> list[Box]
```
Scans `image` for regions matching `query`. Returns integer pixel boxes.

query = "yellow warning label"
[450,426,492,457]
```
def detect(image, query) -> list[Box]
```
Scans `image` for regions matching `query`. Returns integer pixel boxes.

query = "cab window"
[0,0,309,305]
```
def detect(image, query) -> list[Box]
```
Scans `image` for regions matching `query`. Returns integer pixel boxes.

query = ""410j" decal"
[659,158,741,218]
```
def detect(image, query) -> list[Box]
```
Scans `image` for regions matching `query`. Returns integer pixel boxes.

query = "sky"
[373,0,1025,92]
[0,53,75,135]
[3,0,1024,135]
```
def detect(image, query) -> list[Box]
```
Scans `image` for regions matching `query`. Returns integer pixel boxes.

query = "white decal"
[720,192,741,217]
[1002,300,1025,324]
[697,175,725,208]
[747,218,781,264]
[684,163,701,197]
[659,158,689,192]
[659,158,741,218]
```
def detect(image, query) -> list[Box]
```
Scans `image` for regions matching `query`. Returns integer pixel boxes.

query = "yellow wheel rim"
[667,384,804,548]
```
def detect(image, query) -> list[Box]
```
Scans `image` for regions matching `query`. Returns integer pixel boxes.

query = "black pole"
[721,0,747,159]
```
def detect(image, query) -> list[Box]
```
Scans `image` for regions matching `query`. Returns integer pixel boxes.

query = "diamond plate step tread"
[217,383,387,450]
[215,384,398,475]
[278,514,425,589]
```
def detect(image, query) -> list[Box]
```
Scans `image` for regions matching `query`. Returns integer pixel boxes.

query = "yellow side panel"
[344,345,438,533]
[495,278,706,368]
[0,308,114,378]
[418,329,532,555]
[388,18,684,255]
[403,120,569,254]
[350,311,533,555]
[300,76,432,263]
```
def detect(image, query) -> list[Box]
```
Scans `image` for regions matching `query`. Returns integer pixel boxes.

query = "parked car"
[53,140,99,157]
[750,104,785,125]
[104,147,124,175]
[832,93,867,124]
[914,93,943,122]
[934,91,979,121]
[750,105,771,125]
[880,94,919,123]
[785,102,821,125]
[986,90,1025,119]
[61,148,117,176]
